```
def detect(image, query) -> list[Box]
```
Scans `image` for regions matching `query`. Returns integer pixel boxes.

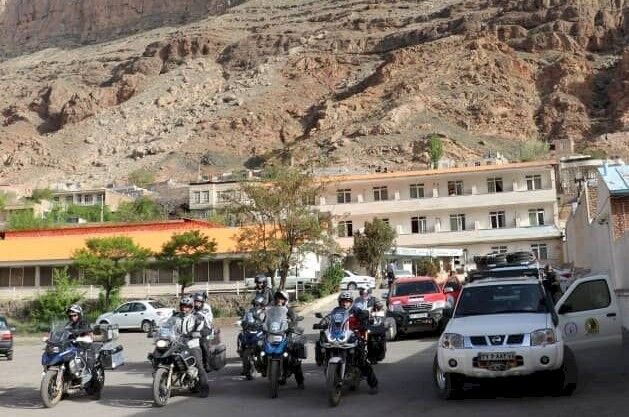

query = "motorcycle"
[40,323,122,408]
[313,308,370,407]
[237,306,266,380]
[148,316,204,407]
[262,306,305,398]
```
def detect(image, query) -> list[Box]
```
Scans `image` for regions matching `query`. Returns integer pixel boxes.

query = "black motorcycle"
[40,323,123,408]
[238,306,266,380]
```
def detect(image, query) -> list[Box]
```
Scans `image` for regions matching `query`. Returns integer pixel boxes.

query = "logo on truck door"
[564,322,578,338]
[584,318,600,335]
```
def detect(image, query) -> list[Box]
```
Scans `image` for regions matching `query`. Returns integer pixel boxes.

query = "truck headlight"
[432,300,446,310]
[530,329,556,346]
[388,302,403,312]
[440,333,464,349]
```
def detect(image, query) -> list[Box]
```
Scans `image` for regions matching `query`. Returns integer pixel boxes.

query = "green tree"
[29,188,53,203]
[416,258,440,276]
[128,169,155,189]
[518,139,550,162]
[7,209,51,230]
[318,261,344,297]
[232,166,336,290]
[31,267,84,330]
[353,218,396,288]
[157,230,217,297]
[112,197,163,222]
[428,134,444,169]
[73,236,150,309]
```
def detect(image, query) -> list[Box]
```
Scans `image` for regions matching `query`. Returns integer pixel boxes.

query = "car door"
[122,302,145,329]
[555,274,622,352]
[112,303,133,328]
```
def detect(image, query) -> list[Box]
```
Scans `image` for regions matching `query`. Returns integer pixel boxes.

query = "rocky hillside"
[0,0,628,187]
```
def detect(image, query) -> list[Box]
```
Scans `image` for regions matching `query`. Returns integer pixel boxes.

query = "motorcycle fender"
[41,365,60,379]
[55,365,65,390]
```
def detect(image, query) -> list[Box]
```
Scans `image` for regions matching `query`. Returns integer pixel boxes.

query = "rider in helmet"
[272,290,305,389]
[64,304,96,375]
[193,293,214,373]
[354,287,376,311]
[177,296,209,397]
[253,273,274,307]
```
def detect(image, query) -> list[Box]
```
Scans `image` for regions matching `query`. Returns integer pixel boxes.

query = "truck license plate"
[478,352,515,361]
[409,313,428,319]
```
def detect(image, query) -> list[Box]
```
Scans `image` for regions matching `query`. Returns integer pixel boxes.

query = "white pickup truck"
[434,274,622,399]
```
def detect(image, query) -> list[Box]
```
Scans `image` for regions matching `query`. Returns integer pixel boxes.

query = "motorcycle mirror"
[314,312,323,319]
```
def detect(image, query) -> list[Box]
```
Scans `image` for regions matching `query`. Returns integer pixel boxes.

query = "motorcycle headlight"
[156,339,170,349]
[440,333,464,349]
[432,300,446,310]
[530,329,556,346]
[268,335,283,343]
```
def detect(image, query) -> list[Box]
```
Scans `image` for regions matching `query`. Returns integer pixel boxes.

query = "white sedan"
[96,300,173,332]
[341,270,376,290]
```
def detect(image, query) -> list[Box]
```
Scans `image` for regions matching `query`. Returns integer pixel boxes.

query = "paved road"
[1,298,628,417]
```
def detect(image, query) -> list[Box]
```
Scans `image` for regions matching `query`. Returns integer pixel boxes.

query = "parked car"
[434,274,621,399]
[96,300,173,332]
[386,276,453,340]
[0,315,15,360]
[244,272,318,289]
[340,270,375,290]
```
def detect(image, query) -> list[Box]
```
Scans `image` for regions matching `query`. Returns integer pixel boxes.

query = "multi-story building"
[51,188,132,211]
[317,160,562,267]
[188,180,245,218]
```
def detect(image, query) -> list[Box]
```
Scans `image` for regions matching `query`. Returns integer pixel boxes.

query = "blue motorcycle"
[40,323,123,408]
[238,307,265,380]
[262,306,301,398]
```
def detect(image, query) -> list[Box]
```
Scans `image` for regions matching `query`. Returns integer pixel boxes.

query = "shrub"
[31,268,84,330]
[317,262,344,297]
[416,259,440,277]
[297,292,316,303]
[518,140,549,162]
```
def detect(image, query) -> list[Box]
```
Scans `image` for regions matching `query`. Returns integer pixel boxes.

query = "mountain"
[0,0,627,187]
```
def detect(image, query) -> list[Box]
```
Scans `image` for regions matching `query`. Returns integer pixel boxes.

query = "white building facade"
[318,161,562,267]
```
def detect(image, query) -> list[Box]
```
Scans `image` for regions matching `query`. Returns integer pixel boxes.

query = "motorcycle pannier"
[92,323,119,342]
[209,343,226,371]
[101,344,124,370]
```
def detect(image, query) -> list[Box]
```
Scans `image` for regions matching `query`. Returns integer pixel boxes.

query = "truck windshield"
[455,284,548,317]
[392,281,439,296]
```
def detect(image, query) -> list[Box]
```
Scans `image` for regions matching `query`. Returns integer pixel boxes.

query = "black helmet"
[358,287,372,296]
[338,291,353,304]
[254,274,267,285]
[66,304,83,316]
[193,293,205,303]
[274,290,289,302]
[179,296,194,308]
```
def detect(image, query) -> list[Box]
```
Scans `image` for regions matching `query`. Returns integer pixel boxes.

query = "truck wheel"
[550,347,578,396]
[433,355,462,400]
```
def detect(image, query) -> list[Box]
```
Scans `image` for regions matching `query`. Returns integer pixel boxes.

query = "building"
[0,200,54,229]
[556,155,625,202]
[565,163,629,324]
[51,187,132,211]
[317,160,563,268]
[0,219,253,298]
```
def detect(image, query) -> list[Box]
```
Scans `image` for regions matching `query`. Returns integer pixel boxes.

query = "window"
[373,186,388,201]
[411,216,427,234]
[526,175,542,190]
[410,183,425,199]
[337,221,353,237]
[149,301,167,309]
[193,191,201,204]
[489,211,506,229]
[530,243,548,260]
[96,194,104,203]
[201,191,210,203]
[217,190,239,203]
[392,281,440,296]
[132,302,147,312]
[560,280,611,313]
[65,196,73,204]
[528,208,545,226]
[449,214,466,231]
[337,189,352,204]
[447,180,464,196]
[487,177,503,193]
[115,303,132,313]
[491,246,508,254]
[455,284,548,317]
[83,195,93,205]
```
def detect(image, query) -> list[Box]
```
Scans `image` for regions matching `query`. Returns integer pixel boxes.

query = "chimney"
[603,161,609,176]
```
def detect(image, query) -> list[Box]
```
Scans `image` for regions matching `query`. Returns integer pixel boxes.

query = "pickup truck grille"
[469,334,525,346]
[470,336,487,346]
[402,303,432,312]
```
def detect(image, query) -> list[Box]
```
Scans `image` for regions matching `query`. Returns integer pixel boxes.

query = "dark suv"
[0,315,15,360]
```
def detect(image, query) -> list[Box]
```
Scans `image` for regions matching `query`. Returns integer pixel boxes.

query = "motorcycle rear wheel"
[326,363,342,407]
[40,370,63,408]
[153,368,171,407]
[269,360,280,398]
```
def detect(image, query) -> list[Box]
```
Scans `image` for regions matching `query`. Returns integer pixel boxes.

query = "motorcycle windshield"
[155,315,182,341]
[47,321,72,343]
[263,306,288,334]
[328,307,350,338]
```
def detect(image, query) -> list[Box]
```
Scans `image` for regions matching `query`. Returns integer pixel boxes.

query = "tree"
[428,134,444,169]
[416,259,440,276]
[232,166,336,290]
[156,230,217,297]
[353,218,396,288]
[7,209,51,230]
[128,169,155,189]
[31,267,84,329]
[29,188,53,203]
[112,197,163,222]
[73,236,150,309]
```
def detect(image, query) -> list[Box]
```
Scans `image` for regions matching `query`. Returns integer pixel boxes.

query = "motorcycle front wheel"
[152,368,172,407]
[85,366,105,399]
[269,360,280,398]
[242,349,254,380]
[326,362,342,407]
[40,369,63,408]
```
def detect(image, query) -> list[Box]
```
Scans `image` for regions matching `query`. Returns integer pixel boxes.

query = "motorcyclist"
[272,290,305,389]
[337,291,378,392]
[253,273,274,307]
[193,293,214,372]
[176,296,209,398]
[237,296,266,376]
[354,287,376,311]
[64,304,96,375]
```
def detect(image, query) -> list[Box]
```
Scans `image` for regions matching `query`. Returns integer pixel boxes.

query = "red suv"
[386,276,454,339]
[0,315,14,360]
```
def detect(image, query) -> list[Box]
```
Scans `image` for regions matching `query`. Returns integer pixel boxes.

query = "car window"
[561,279,611,313]
[0,319,7,329]
[455,284,548,317]
[392,281,439,296]
[149,301,166,309]
[343,272,350,277]
[115,303,132,313]
[132,303,147,312]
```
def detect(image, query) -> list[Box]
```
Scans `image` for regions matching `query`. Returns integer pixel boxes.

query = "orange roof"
[0,220,242,264]
[320,160,557,183]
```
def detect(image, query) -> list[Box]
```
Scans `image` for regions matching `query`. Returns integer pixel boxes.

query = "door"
[125,302,147,329]
[112,303,133,328]
[555,274,622,352]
